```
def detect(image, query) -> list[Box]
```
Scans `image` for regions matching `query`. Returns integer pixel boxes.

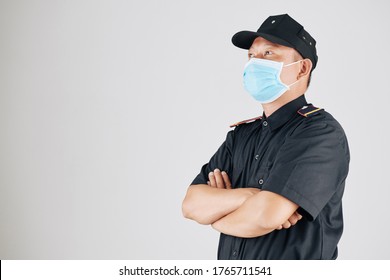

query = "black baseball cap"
[232,14,318,69]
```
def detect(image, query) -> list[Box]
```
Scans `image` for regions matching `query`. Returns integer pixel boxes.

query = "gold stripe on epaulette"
[229,116,262,128]
[303,108,322,117]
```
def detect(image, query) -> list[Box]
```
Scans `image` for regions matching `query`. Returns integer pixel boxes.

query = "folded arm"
[182,169,260,225]
[212,190,300,238]
[183,169,301,234]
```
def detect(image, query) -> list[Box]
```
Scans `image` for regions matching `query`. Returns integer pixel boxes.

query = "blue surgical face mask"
[243,58,302,103]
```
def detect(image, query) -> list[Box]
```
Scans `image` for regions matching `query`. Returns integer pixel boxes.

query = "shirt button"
[232,250,237,257]
[255,154,259,160]
[263,121,268,127]
[258,178,264,185]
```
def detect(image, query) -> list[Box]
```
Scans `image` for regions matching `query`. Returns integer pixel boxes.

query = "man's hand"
[207,169,259,196]
[207,168,232,189]
[276,211,303,230]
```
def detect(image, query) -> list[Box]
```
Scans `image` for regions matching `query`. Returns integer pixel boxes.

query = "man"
[182,14,350,260]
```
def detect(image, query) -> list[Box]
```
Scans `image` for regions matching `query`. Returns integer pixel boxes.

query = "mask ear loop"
[284,59,303,67]
[283,60,304,89]
[283,59,303,89]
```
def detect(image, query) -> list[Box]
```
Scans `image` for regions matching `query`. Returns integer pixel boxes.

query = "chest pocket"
[247,165,271,189]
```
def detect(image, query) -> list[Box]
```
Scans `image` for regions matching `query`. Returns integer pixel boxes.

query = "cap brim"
[232,31,294,50]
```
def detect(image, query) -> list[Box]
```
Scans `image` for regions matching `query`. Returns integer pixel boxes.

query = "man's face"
[248,36,303,86]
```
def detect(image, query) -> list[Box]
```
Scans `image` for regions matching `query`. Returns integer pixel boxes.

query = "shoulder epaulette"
[229,116,262,128]
[297,104,323,117]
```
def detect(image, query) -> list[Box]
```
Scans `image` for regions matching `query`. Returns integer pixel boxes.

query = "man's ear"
[298,58,312,79]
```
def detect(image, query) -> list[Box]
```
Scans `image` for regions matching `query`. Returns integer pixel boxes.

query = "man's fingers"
[289,212,303,226]
[281,220,292,229]
[289,212,299,225]
[208,172,217,187]
[288,216,299,226]
[280,212,303,229]
[214,169,225,189]
[208,169,232,189]
[278,212,303,230]
[221,171,232,189]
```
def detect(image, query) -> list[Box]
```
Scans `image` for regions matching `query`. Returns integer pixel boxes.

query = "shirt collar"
[263,95,308,131]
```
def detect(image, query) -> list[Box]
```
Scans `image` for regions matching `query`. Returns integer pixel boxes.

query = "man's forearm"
[211,202,274,238]
[211,190,299,238]
[182,184,258,225]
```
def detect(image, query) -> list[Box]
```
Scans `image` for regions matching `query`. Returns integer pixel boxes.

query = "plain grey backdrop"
[1,0,389,259]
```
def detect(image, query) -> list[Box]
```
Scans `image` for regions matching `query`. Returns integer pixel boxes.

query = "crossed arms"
[182,169,302,238]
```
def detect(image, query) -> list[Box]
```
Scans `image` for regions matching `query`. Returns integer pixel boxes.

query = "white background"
[0,0,389,259]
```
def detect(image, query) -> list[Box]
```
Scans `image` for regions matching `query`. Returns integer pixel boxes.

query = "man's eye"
[264,50,273,55]
[248,53,255,58]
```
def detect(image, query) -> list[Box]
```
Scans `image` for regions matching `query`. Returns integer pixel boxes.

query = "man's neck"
[262,91,305,117]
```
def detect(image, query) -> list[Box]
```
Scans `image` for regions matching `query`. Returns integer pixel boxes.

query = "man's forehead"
[249,37,298,56]
[249,37,286,50]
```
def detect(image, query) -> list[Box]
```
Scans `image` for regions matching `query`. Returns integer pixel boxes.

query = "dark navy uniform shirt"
[191,95,350,260]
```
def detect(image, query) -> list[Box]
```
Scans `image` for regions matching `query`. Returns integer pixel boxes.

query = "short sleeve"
[262,118,350,221]
[191,130,235,185]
